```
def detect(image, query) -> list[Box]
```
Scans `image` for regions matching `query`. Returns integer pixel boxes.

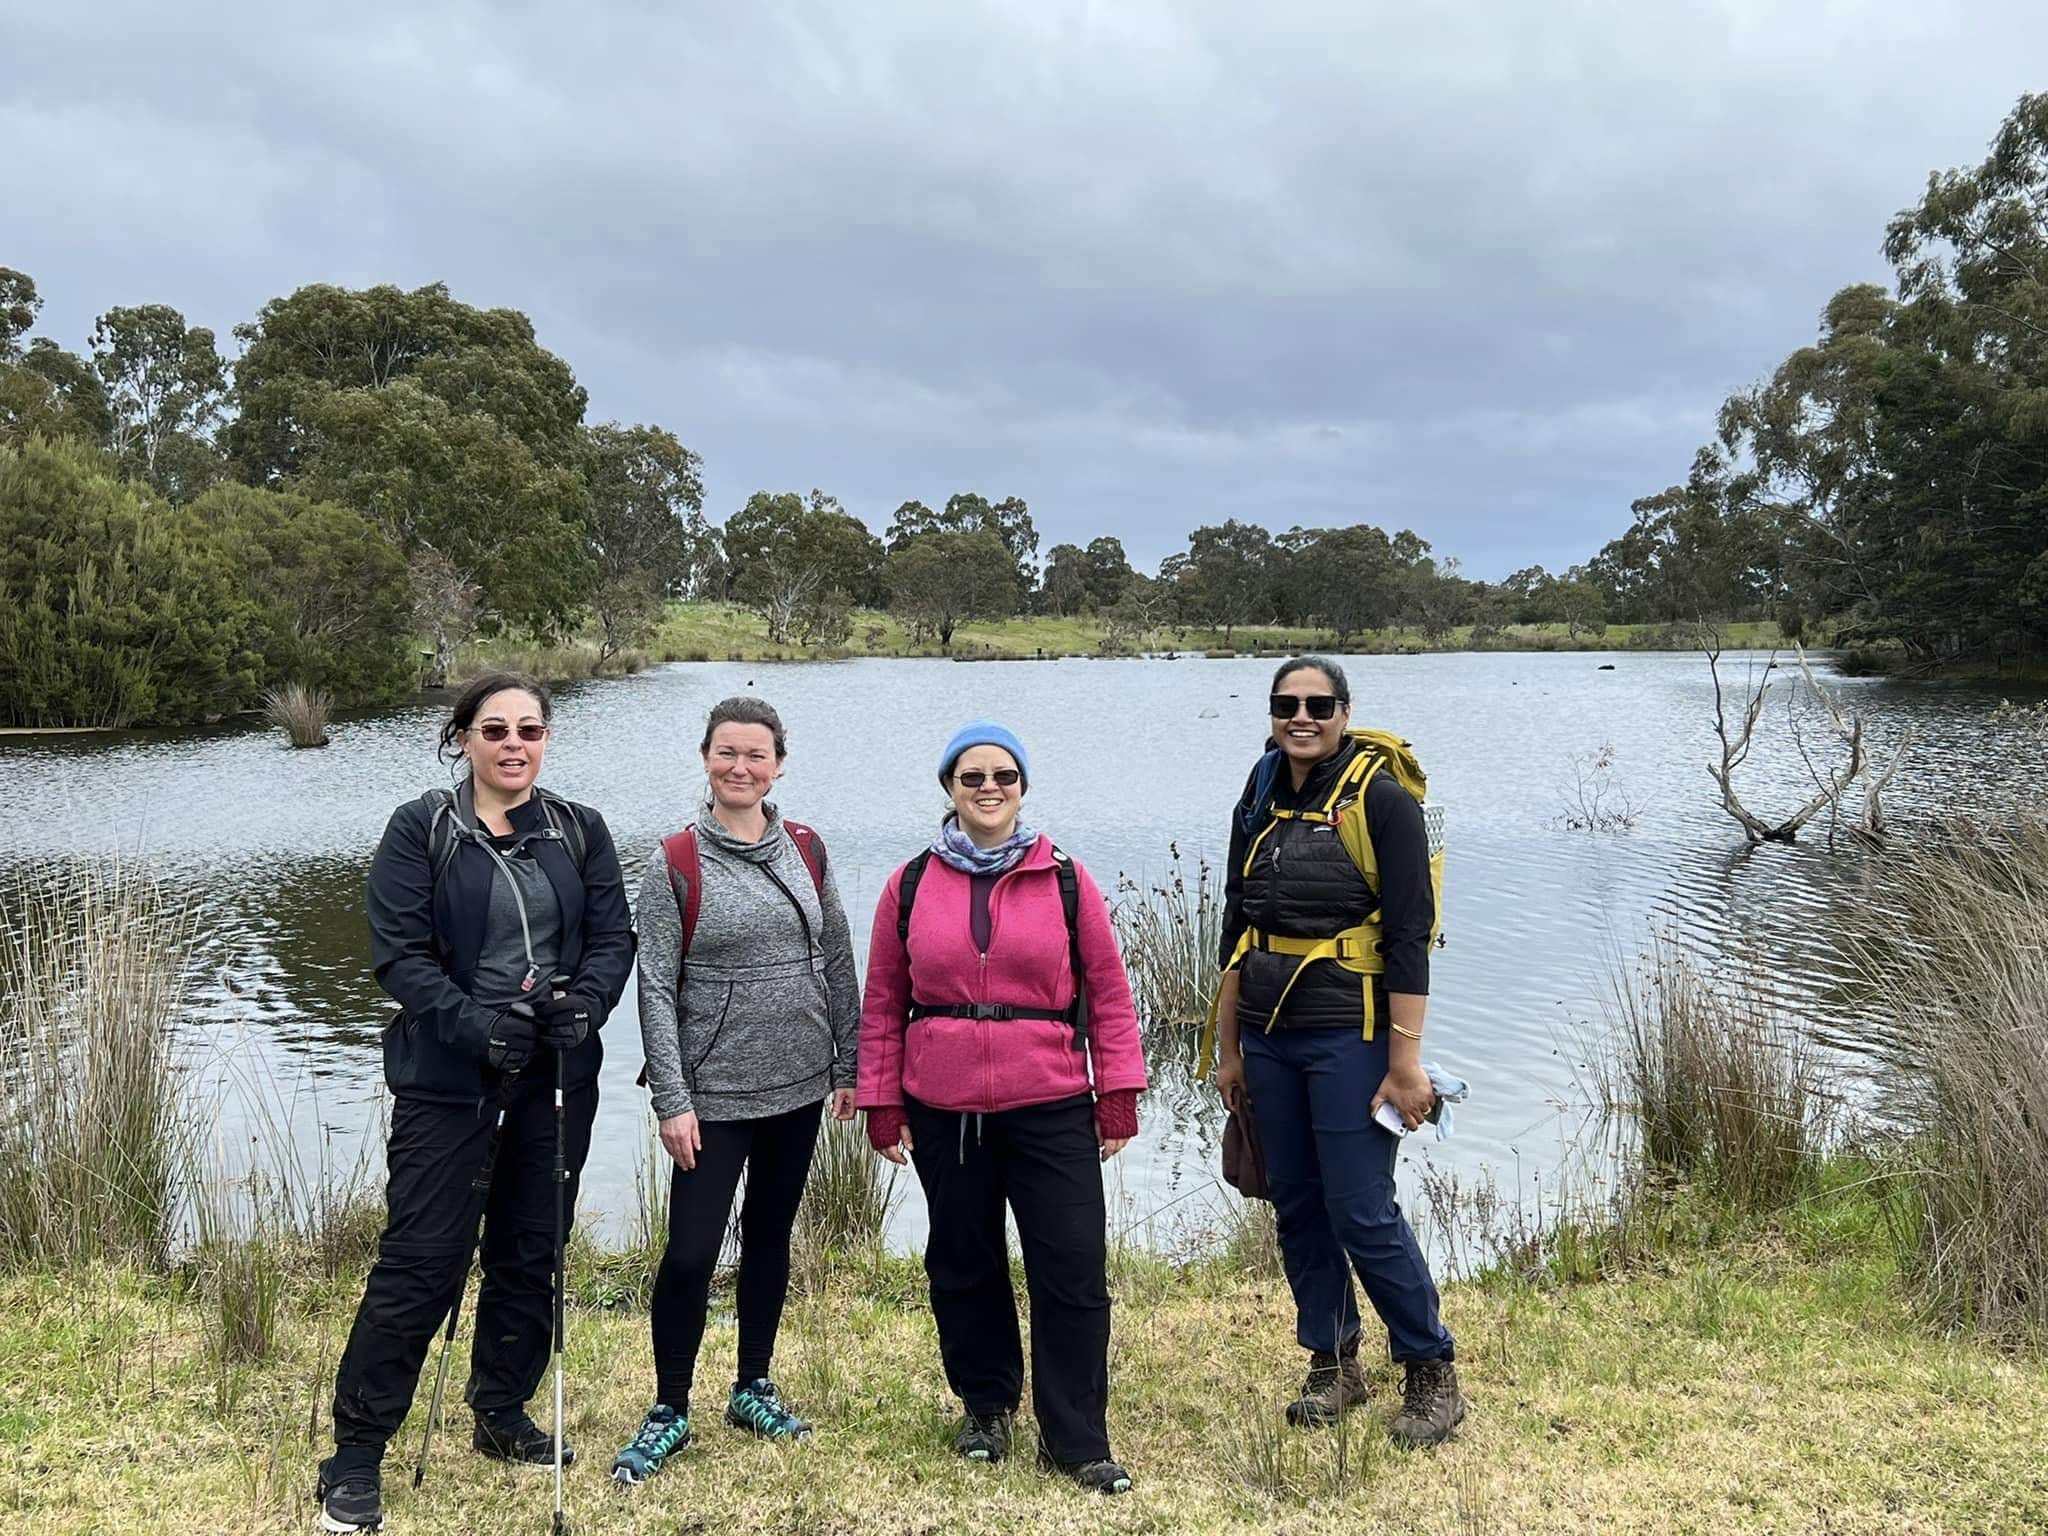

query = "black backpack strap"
[896,849,933,946]
[536,789,589,871]
[422,788,461,888]
[1051,845,1087,1054]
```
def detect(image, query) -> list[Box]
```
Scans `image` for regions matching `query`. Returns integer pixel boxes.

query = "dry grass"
[0,864,192,1269]
[260,682,330,748]
[3,1234,2045,1536]
[1860,819,2048,1343]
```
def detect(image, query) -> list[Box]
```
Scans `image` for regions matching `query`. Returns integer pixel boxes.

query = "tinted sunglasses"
[1269,694,1342,721]
[468,723,549,743]
[953,768,1021,789]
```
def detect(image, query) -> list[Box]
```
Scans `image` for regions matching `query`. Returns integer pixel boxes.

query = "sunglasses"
[1269,694,1343,721]
[467,723,549,743]
[953,768,1021,789]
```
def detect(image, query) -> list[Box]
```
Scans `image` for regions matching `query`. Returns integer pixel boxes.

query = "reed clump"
[0,863,192,1269]
[261,682,331,748]
[1114,843,1225,1028]
[792,1114,895,1293]
[1862,818,2048,1343]
[1592,934,1829,1217]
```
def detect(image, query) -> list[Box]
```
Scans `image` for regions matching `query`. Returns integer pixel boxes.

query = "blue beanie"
[939,719,1029,788]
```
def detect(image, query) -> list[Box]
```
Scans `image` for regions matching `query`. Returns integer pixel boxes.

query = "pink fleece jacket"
[858,836,1149,1116]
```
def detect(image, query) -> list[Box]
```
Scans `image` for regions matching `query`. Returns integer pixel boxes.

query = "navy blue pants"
[1241,1026,1453,1363]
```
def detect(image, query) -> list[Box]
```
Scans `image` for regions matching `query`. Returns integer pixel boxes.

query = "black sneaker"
[953,1408,1014,1463]
[1038,1448,1134,1495]
[316,1456,382,1533]
[474,1407,575,1466]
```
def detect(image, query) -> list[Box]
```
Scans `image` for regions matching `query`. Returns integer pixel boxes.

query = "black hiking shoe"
[1038,1448,1134,1495]
[315,1456,382,1533]
[1389,1358,1466,1449]
[474,1407,575,1466]
[1286,1344,1370,1427]
[954,1408,1014,1463]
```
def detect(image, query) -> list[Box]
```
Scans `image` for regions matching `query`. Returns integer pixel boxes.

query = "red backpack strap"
[661,826,703,954]
[641,826,703,1092]
[783,821,827,897]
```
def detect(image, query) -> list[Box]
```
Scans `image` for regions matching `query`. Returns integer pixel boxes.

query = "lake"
[2,650,2038,1257]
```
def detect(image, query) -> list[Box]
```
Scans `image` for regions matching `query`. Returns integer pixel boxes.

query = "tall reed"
[1114,843,1225,1028]
[1860,819,2048,1342]
[1591,934,1827,1216]
[261,682,331,748]
[0,863,192,1269]
[792,1114,894,1292]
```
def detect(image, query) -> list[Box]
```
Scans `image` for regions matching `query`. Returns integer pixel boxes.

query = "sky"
[5,1,2045,579]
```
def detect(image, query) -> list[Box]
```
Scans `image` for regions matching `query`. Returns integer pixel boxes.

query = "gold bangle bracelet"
[1390,1023,1423,1041]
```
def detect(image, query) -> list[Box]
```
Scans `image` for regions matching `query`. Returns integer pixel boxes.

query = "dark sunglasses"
[468,723,549,743]
[1270,694,1342,721]
[953,768,1021,789]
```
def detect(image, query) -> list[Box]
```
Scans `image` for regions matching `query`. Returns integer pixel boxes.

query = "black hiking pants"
[330,1077,597,1461]
[650,1100,823,1411]
[906,1092,1114,1466]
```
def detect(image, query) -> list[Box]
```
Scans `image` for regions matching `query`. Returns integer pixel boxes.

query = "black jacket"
[1221,739,1433,1031]
[367,786,635,1102]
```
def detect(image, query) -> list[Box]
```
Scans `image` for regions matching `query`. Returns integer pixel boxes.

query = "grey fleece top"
[636,803,859,1122]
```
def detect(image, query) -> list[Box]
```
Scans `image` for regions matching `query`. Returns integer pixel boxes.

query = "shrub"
[189,482,415,705]
[0,436,260,726]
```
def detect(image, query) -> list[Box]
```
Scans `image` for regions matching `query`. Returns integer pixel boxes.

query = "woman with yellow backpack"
[1208,656,1465,1448]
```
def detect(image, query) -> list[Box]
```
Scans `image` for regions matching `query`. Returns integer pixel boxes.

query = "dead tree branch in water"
[1706,644,1911,845]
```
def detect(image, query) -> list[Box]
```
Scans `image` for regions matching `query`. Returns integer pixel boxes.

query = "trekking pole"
[551,1044,569,1535]
[413,1064,524,1489]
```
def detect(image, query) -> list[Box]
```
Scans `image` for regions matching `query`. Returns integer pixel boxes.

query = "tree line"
[4,93,2042,726]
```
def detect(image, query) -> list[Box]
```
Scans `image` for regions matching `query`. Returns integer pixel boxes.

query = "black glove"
[486,1001,538,1074]
[536,980,596,1051]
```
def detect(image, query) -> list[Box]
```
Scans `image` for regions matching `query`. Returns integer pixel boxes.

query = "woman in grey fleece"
[610,697,859,1485]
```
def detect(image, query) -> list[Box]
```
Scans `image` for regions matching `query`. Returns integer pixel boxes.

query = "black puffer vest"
[1236,739,1382,1032]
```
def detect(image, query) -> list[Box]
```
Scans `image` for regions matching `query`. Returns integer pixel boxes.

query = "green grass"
[6,1190,2045,1535]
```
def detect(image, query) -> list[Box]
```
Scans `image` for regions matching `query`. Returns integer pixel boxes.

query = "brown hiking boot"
[1389,1358,1466,1448]
[1284,1345,1369,1427]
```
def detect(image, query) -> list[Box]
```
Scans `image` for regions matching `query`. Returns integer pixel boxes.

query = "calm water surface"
[3,652,2038,1255]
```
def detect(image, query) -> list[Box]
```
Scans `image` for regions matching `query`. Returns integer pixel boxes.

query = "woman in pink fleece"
[859,719,1147,1496]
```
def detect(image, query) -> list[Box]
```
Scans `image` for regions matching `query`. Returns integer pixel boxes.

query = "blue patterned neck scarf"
[930,813,1037,876]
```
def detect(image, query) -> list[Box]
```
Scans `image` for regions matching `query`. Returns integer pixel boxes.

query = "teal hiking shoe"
[611,1404,691,1484]
[726,1378,813,1440]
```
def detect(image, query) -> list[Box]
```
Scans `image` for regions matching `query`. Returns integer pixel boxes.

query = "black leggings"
[650,1100,822,1411]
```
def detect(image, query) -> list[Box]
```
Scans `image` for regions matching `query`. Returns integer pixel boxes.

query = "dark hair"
[701,695,788,759]
[1271,654,1351,703]
[438,671,552,763]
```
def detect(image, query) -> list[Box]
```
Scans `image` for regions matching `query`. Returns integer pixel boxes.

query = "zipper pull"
[520,966,537,993]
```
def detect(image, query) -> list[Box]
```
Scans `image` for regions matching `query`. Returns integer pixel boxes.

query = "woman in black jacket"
[317,672,634,1535]
[1211,656,1464,1450]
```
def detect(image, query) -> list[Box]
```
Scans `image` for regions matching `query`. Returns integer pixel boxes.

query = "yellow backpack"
[1199,729,1444,1070]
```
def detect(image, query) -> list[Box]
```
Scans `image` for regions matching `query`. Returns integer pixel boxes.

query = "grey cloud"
[7,0,2046,575]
